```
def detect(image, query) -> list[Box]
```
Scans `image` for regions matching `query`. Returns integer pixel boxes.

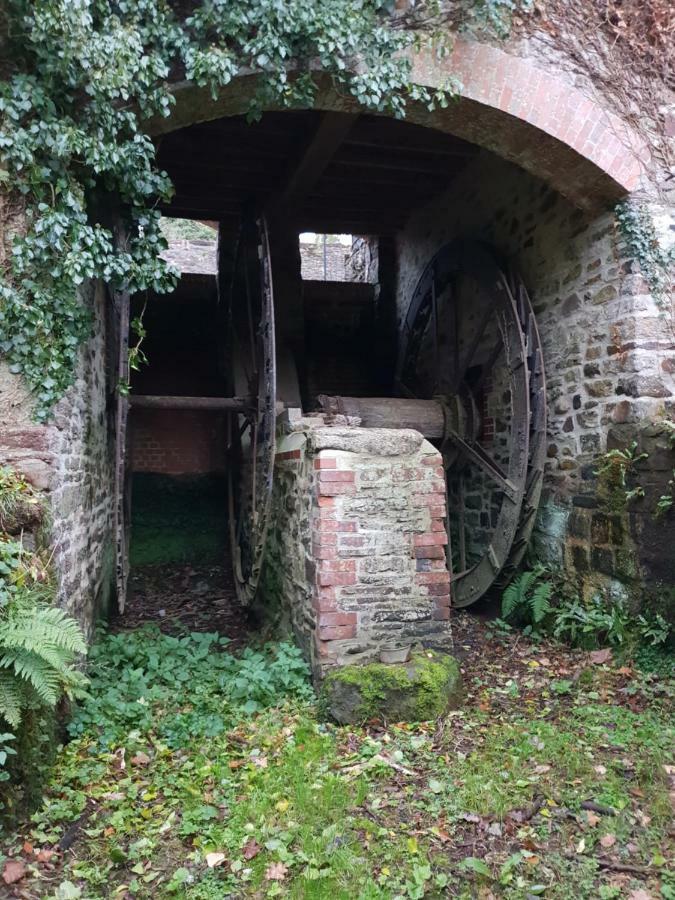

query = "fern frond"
[0,606,87,656]
[0,650,61,706]
[0,669,25,728]
[502,569,538,620]
[529,582,553,624]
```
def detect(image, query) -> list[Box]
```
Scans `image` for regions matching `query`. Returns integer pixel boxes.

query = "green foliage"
[0,1,458,419]
[501,564,552,632]
[502,566,674,655]
[0,598,88,728]
[69,625,314,748]
[160,218,217,242]
[615,200,675,314]
[595,442,647,511]
[551,594,630,649]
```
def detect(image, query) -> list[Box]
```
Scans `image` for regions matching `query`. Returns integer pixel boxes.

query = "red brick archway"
[147,39,648,211]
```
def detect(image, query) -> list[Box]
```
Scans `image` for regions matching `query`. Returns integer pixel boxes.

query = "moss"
[130,473,227,566]
[321,651,462,725]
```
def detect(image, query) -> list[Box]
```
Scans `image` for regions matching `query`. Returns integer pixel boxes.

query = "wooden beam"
[129,395,250,411]
[267,112,358,217]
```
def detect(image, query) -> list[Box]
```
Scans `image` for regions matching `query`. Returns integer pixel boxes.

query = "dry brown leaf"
[589,648,612,665]
[628,890,652,900]
[600,833,616,848]
[586,812,601,827]
[266,861,288,881]
[22,841,33,855]
[205,852,227,868]
[242,839,262,860]
[131,751,151,766]
[2,859,26,885]
[36,849,56,863]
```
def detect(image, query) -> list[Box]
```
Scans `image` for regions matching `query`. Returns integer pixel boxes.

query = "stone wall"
[300,240,350,281]
[395,153,675,605]
[260,419,452,676]
[0,281,116,633]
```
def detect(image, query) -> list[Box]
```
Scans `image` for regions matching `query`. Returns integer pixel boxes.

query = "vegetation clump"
[0,465,88,820]
[321,651,463,724]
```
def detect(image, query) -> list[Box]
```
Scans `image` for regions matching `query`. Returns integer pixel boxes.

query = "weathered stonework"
[0,281,115,633]
[396,153,675,605]
[260,420,452,676]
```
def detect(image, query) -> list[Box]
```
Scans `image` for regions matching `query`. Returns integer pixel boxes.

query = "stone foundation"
[260,419,452,676]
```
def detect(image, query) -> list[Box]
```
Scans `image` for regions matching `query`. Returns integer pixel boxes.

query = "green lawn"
[1,619,673,899]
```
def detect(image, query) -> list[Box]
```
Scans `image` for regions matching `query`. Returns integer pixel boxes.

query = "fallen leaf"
[589,648,612,665]
[205,852,227,869]
[36,849,56,863]
[251,755,268,769]
[2,859,26,885]
[533,764,551,775]
[22,841,33,855]
[242,839,261,860]
[576,838,586,854]
[628,890,652,900]
[594,765,607,775]
[586,812,600,827]
[636,810,651,827]
[487,822,502,837]
[131,751,150,767]
[266,861,288,881]
[600,834,616,849]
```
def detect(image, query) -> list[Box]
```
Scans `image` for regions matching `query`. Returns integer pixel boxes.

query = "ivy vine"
[615,199,675,315]
[0,0,456,420]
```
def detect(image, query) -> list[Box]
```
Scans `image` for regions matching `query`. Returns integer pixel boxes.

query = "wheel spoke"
[445,428,518,503]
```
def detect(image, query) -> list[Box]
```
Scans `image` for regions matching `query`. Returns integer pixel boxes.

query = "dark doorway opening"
[124,273,248,638]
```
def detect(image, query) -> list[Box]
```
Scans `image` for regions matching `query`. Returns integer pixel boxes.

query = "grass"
[0,618,673,899]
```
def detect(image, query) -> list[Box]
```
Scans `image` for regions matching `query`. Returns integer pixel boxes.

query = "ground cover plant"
[0,614,672,899]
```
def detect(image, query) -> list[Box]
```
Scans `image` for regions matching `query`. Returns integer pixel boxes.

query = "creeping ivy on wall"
[615,200,675,315]
[0,0,457,420]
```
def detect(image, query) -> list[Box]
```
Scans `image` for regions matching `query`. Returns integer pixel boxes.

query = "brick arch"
[148,39,648,211]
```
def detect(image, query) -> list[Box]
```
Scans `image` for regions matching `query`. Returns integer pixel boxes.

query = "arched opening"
[117,49,642,658]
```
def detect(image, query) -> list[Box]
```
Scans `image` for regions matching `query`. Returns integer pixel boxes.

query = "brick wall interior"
[130,274,227,475]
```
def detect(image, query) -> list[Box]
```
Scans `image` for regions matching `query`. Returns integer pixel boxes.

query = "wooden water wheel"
[319,240,546,607]
[225,215,277,606]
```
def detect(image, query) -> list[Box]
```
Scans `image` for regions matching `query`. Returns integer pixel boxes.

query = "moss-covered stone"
[320,651,463,725]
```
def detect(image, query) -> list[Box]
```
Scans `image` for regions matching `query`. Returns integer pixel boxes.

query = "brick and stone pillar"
[261,422,453,677]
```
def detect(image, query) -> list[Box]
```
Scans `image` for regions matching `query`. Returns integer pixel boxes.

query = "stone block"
[320,651,462,724]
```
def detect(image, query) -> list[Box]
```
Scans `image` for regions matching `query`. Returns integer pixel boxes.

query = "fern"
[0,594,88,728]
[501,565,552,629]
[530,582,553,624]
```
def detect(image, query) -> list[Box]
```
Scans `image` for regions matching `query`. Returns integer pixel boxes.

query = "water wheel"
[319,239,546,607]
[225,215,277,606]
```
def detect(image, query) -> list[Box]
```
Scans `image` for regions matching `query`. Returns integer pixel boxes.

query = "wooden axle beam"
[317,395,446,441]
[129,395,251,411]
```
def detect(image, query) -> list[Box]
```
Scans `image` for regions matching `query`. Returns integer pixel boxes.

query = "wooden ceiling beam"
[266,111,359,217]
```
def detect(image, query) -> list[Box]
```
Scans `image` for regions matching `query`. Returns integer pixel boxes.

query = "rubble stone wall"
[396,154,675,605]
[0,281,116,633]
[260,421,452,676]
